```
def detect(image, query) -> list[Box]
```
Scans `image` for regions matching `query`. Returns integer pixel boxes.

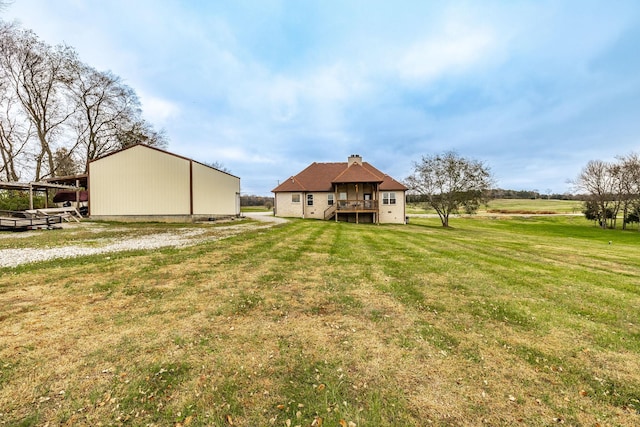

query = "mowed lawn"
[1,216,639,426]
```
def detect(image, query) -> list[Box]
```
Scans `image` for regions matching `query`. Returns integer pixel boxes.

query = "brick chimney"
[348,154,362,166]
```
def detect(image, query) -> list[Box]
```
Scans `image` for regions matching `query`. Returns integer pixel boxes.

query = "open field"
[482,199,584,214]
[407,198,584,215]
[1,216,639,426]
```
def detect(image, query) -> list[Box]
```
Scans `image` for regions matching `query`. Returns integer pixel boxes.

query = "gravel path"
[242,211,289,224]
[0,221,273,268]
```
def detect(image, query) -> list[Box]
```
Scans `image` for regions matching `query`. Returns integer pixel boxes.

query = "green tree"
[405,151,494,227]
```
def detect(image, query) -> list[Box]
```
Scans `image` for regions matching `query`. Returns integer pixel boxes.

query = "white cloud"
[398,23,496,82]
[138,93,181,125]
[304,63,368,102]
[268,76,300,122]
[215,147,275,164]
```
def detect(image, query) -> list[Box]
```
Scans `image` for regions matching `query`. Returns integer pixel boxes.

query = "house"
[88,144,240,222]
[272,154,407,224]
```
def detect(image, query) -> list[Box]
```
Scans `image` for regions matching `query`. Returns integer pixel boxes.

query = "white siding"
[192,162,240,216]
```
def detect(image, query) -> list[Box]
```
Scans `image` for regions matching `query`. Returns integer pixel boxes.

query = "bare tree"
[115,118,168,150]
[0,21,27,181]
[205,160,231,174]
[0,23,77,180]
[572,160,618,229]
[1,20,169,179]
[66,64,144,172]
[405,151,494,227]
[616,153,640,230]
[0,85,32,181]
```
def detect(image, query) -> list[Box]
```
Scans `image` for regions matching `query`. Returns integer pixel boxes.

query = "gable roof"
[272,160,407,192]
[333,163,384,184]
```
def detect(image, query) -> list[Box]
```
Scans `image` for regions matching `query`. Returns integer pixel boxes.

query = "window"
[327,194,334,205]
[307,194,314,206]
[382,192,396,205]
[292,194,300,203]
[338,192,348,208]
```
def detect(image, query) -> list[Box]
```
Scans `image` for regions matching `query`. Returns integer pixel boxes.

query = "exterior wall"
[90,145,190,216]
[302,192,333,219]
[276,188,406,224]
[191,162,240,216]
[275,192,335,219]
[378,191,406,224]
[275,192,304,218]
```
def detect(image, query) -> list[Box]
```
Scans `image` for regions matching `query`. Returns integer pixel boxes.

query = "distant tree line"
[572,153,640,230]
[406,189,582,204]
[0,20,166,182]
[485,189,581,201]
[241,194,274,209]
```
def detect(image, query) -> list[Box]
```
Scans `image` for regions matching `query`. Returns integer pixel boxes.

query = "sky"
[3,0,640,196]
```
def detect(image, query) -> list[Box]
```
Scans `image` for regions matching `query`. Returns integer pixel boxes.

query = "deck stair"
[324,204,337,220]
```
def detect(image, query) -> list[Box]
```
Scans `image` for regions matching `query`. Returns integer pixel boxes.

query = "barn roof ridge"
[90,144,240,179]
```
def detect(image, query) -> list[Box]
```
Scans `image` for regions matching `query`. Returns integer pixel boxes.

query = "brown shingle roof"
[332,163,383,184]
[272,160,407,192]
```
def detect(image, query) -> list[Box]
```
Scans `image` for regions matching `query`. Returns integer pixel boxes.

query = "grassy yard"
[1,216,639,426]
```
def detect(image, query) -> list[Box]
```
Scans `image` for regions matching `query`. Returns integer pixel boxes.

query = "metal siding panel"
[90,145,190,216]
[191,163,240,215]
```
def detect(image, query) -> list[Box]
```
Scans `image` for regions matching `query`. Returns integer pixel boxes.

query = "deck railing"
[336,199,378,211]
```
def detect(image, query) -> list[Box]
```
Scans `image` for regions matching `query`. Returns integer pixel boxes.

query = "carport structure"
[0,180,82,210]
[0,180,83,230]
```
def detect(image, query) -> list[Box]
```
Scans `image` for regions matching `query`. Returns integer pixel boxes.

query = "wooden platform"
[24,207,82,223]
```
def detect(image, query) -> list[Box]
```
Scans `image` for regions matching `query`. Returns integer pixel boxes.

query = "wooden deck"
[324,200,380,223]
[336,199,378,212]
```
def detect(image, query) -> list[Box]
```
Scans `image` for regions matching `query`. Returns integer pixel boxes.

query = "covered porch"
[324,182,381,224]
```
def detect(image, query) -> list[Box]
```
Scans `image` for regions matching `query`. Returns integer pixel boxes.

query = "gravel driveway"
[0,218,280,268]
[242,211,289,224]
